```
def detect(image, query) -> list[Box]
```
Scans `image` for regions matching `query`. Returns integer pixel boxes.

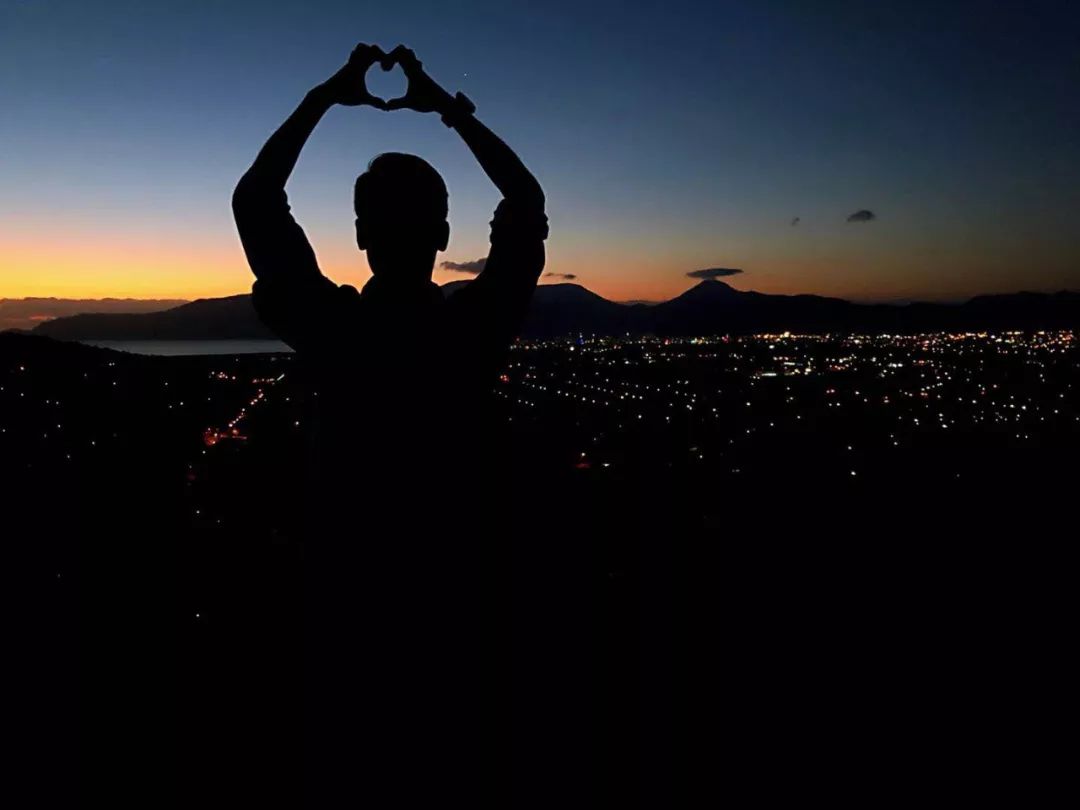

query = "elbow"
[232,171,289,220]
[231,173,259,215]
[516,181,546,213]
[525,177,545,210]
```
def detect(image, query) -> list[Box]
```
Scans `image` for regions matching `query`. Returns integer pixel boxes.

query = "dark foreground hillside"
[4,332,1076,804]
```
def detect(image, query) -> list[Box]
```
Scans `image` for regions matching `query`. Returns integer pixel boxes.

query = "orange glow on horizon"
[4,229,1076,305]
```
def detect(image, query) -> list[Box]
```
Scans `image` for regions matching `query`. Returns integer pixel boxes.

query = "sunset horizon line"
[5,278,1080,310]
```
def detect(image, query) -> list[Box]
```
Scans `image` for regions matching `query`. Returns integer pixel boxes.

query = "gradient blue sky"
[2,0,1078,302]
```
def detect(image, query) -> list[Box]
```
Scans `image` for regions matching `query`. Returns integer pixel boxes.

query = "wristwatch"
[441,92,476,128]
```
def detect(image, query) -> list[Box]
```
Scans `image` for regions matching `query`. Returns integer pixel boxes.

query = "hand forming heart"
[364,57,409,108]
[376,45,455,114]
[322,43,454,114]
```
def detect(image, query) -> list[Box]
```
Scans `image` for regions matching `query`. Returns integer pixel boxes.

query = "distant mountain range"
[0,297,189,332]
[25,281,1080,340]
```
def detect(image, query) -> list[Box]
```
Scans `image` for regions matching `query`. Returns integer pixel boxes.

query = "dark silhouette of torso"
[232,42,547,804]
[247,218,544,805]
[248,198,545,522]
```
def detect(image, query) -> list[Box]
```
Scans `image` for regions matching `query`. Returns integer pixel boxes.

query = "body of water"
[82,340,292,356]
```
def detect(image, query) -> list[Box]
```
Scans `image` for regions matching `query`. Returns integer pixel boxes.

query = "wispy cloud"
[544,272,578,280]
[439,258,486,274]
[791,216,800,226]
[686,267,743,280]
[846,209,876,223]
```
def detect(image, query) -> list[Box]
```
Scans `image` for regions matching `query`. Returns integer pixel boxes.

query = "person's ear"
[435,221,450,252]
[355,218,369,251]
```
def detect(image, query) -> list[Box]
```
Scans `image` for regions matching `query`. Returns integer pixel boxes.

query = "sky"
[1,0,1078,304]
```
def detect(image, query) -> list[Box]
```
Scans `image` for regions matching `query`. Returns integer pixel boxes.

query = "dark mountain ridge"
[25,281,1080,340]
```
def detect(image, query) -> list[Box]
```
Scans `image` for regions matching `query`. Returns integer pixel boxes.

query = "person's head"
[354,153,449,284]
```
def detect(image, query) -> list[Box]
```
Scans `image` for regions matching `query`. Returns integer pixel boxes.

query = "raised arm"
[232,44,388,286]
[384,46,544,209]
[383,46,547,345]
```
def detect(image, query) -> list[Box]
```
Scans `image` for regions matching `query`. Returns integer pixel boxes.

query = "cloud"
[791,217,800,226]
[0,297,187,332]
[686,267,744,280]
[846,209,876,223]
[439,258,486,274]
[544,272,578,280]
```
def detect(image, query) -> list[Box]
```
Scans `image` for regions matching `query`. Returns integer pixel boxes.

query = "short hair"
[354,152,448,226]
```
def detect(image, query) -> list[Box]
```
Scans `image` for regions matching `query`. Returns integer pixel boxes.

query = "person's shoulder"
[251,278,280,309]
[441,279,493,330]
[253,274,343,294]
[443,277,489,304]
[252,277,359,331]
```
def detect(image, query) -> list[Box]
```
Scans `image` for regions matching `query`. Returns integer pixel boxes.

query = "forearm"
[449,111,544,208]
[238,85,334,190]
[232,43,385,289]
[381,44,543,206]
[233,86,335,285]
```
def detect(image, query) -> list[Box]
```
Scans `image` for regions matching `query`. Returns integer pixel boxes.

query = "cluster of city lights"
[496,331,1079,477]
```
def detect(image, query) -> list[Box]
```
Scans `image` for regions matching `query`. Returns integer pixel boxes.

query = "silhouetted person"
[233,43,546,804]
